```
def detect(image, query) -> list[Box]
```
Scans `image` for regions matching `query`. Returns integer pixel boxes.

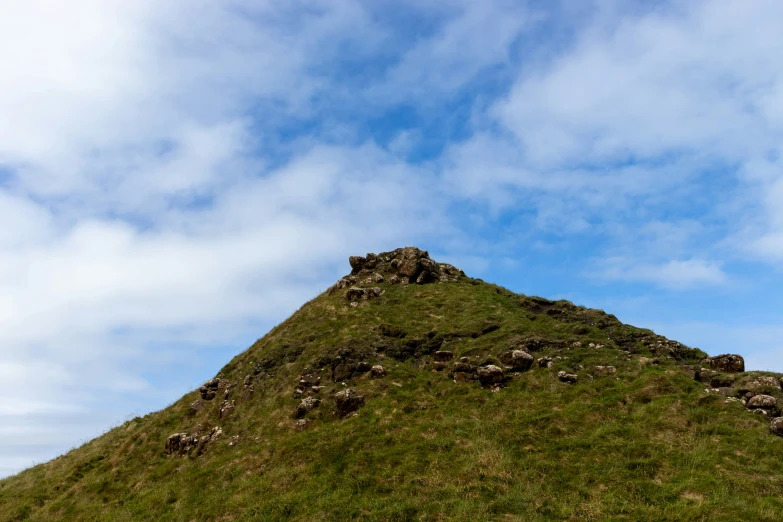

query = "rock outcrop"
[165,426,223,455]
[200,378,221,400]
[707,354,745,373]
[330,247,464,296]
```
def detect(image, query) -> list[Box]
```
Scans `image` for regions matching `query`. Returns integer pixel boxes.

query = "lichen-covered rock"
[219,400,235,419]
[294,397,321,418]
[595,365,617,376]
[477,365,504,385]
[295,419,313,431]
[537,357,554,368]
[771,417,783,437]
[199,378,220,400]
[165,433,197,455]
[345,286,384,301]
[340,247,464,286]
[707,354,745,373]
[499,350,534,371]
[335,388,365,417]
[557,371,578,384]
[747,394,777,409]
[370,365,386,377]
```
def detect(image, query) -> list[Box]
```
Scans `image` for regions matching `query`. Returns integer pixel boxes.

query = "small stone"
[595,365,617,376]
[557,371,578,384]
[294,397,321,418]
[388,275,400,285]
[219,400,235,419]
[355,362,372,373]
[370,365,386,378]
[295,419,313,431]
[333,363,354,382]
[537,357,553,368]
[335,388,365,417]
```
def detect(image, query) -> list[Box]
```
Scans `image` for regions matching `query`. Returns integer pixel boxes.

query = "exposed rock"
[295,419,313,431]
[345,286,384,301]
[477,365,505,385]
[747,394,777,410]
[219,400,235,419]
[165,426,222,456]
[349,256,366,274]
[771,417,783,437]
[335,388,365,417]
[294,397,321,418]
[557,371,578,384]
[595,365,617,376]
[332,363,354,382]
[199,378,221,400]
[165,433,198,455]
[737,376,782,396]
[433,362,448,371]
[355,361,372,373]
[243,375,253,388]
[339,247,463,286]
[434,350,454,362]
[707,354,745,373]
[370,365,386,377]
[537,357,554,368]
[498,350,534,371]
[452,361,473,373]
[189,399,205,414]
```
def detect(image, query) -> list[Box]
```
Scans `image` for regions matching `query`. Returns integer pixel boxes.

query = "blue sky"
[2,0,783,477]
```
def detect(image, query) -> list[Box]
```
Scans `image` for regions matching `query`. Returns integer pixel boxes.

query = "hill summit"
[2,247,783,521]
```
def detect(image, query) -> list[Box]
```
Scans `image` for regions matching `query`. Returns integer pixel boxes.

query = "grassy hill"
[2,247,783,521]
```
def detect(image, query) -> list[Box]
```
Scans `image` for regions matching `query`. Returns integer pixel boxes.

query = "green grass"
[2,277,782,521]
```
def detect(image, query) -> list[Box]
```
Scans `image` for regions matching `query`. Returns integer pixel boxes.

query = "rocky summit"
[2,247,783,521]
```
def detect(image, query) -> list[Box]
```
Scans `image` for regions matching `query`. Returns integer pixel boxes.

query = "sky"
[2,0,783,478]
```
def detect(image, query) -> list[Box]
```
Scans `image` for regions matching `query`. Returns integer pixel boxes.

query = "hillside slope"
[2,247,783,521]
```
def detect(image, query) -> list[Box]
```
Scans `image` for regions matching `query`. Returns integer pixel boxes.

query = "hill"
[2,247,783,521]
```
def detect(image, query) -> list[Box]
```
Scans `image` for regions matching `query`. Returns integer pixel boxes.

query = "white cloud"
[594,257,726,288]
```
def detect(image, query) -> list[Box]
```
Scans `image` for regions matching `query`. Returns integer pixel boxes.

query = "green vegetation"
[2,270,783,521]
